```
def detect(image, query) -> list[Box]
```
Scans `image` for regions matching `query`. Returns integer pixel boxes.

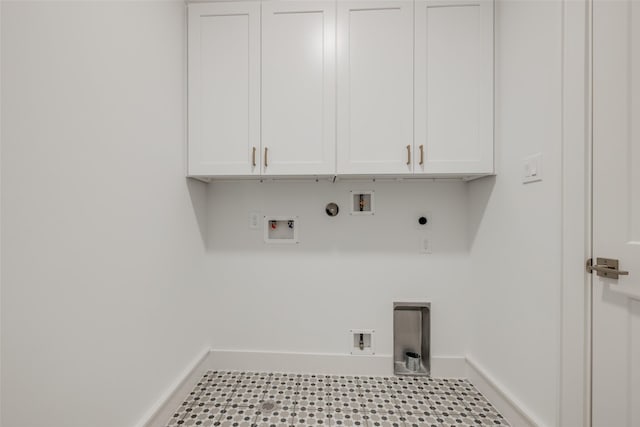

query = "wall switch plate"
[249,211,261,230]
[523,153,543,184]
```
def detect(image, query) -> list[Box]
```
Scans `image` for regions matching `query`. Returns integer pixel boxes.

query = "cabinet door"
[414,0,494,175]
[262,1,336,176]
[337,0,414,175]
[188,2,260,176]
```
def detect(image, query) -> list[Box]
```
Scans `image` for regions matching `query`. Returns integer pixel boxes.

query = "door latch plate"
[586,258,630,279]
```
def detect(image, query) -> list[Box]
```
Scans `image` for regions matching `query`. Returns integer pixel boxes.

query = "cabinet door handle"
[264,147,268,168]
[252,146,256,167]
[419,145,424,166]
[406,145,411,165]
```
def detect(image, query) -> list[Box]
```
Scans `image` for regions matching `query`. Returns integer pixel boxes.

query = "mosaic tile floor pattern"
[165,371,509,427]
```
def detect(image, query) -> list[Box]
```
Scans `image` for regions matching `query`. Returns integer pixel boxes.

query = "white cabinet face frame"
[261,0,337,176]
[337,0,415,175]
[414,0,494,175]
[188,2,261,176]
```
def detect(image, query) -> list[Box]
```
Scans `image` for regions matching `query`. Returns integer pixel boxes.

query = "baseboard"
[430,355,467,378]
[207,349,466,378]
[207,349,392,376]
[465,356,544,427]
[138,348,211,427]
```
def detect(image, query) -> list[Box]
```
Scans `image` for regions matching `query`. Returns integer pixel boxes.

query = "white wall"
[0,1,570,426]
[204,180,471,360]
[467,1,563,426]
[1,2,209,427]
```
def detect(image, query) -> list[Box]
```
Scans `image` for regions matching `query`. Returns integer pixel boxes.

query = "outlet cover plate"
[249,211,261,230]
[419,236,432,254]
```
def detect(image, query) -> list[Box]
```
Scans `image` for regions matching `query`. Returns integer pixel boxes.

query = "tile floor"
[166,371,509,427]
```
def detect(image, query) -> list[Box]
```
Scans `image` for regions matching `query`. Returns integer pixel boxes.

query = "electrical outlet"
[249,211,260,230]
[419,236,432,254]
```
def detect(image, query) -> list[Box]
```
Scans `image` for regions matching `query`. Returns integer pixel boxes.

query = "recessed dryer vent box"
[264,216,299,244]
[393,302,430,376]
[350,191,374,215]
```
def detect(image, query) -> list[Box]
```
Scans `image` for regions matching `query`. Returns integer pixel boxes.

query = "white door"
[592,1,640,426]
[414,0,493,175]
[188,2,261,176]
[337,0,414,175]
[261,1,336,176]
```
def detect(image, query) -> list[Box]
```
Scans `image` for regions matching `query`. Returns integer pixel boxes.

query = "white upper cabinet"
[188,2,261,176]
[187,0,494,179]
[337,0,415,175]
[261,1,336,176]
[414,0,494,175]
